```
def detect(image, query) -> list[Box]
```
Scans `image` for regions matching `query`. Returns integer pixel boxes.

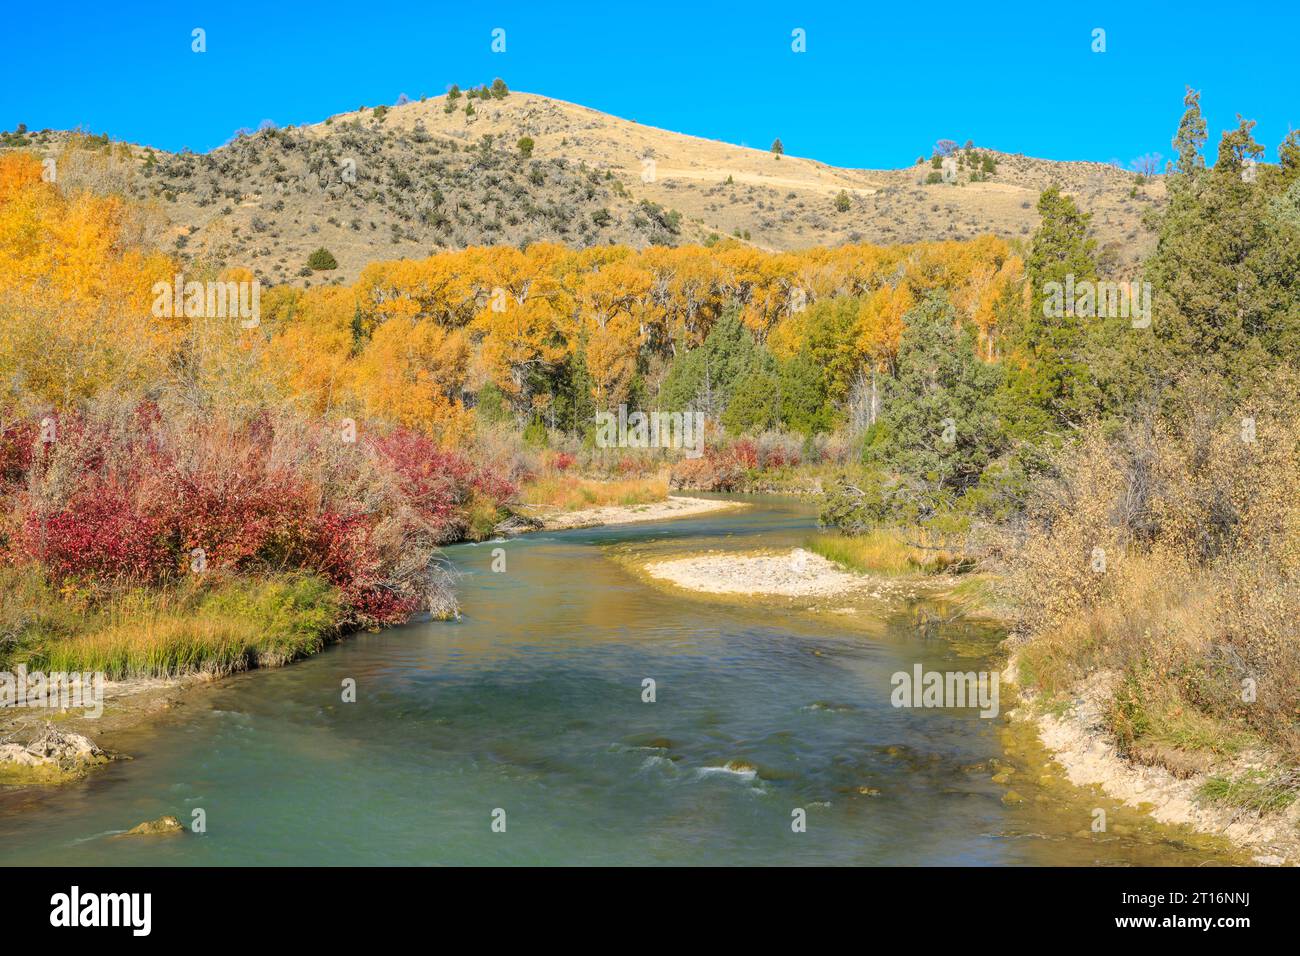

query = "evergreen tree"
[721,369,781,434]
[1172,86,1208,175]
[999,187,1102,439]
[867,293,1005,504]
[1144,109,1300,395]
[1278,129,1300,179]
[779,349,834,435]
[660,307,773,415]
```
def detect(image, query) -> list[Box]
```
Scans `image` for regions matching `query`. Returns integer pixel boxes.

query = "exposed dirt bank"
[1004,657,1300,866]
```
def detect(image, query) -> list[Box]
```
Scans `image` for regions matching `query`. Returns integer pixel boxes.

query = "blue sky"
[5,1,1297,169]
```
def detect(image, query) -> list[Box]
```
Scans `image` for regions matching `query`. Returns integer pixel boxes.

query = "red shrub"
[7,411,489,627]
[0,421,37,487]
[731,439,759,470]
[20,480,174,583]
[763,445,801,469]
[469,467,516,507]
[170,465,310,571]
[370,427,515,531]
[370,429,470,527]
[299,508,420,626]
[669,448,746,492]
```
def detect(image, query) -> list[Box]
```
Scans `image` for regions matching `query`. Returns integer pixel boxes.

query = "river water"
[0,497,1236,865]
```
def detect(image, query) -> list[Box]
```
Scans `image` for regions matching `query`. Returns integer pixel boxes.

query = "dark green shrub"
[307,248,338,271]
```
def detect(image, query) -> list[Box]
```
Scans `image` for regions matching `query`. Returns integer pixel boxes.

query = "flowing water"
[0,497,1238,865]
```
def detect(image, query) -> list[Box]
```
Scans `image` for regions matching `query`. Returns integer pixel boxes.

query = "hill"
[4,89,1164,285]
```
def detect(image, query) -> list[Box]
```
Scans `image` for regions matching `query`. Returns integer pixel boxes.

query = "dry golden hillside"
[379,91,1161,260]
[6,89,1163,285]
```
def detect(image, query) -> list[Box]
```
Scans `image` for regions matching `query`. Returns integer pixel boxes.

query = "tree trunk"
[869,368,879,426]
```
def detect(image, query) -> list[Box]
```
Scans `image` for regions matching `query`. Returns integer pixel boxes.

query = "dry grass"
[1199,770,1300,814]
[521,473,668,513]
[1007,388,1300,769]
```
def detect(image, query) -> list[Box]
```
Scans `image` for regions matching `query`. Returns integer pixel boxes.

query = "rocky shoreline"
[1003,655,1300,866]
[1,675,201,788]
[643,547,893,599]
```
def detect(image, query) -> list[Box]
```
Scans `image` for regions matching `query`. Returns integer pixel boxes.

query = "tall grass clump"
[805,529,964,576]
[18,573,341,679]
[522,472,668,512]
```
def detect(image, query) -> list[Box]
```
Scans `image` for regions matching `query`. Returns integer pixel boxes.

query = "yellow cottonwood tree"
[0,153,177,410]
[351,317,472,445]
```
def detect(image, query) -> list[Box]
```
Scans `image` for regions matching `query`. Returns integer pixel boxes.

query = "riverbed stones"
[644,549,882,599]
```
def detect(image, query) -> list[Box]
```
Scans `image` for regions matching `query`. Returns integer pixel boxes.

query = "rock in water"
[126,816,184,836]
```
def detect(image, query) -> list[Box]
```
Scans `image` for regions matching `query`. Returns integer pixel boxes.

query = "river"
[0,497,1236,865]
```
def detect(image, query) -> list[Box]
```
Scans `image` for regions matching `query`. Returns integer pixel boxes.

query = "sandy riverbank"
[1004,657,1300,866]
[534,495,747,531]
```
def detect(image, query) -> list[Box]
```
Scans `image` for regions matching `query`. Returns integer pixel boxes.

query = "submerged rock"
[126,815,184,836]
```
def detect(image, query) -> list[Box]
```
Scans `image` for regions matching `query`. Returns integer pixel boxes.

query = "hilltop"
[4,89,1164,284]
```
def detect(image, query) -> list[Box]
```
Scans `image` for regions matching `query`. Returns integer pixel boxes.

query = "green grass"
[463,494,507,542]
[2,567,342,680]
[1108,666,1257,758]
[1199,771,1299,814]
[805,529,966,577]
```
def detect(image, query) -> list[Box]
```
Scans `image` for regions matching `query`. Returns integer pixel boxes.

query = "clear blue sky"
[5,1,1297,169]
